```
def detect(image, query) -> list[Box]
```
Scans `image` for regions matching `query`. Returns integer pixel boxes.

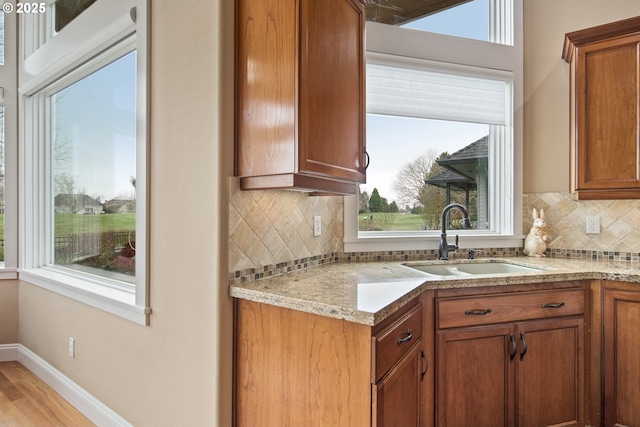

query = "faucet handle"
[455,234,459,249]
[468,249,484,259]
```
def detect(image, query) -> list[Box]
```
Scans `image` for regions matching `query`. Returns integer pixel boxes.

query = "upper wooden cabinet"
[235,0,367,195]
[563,17,640,200]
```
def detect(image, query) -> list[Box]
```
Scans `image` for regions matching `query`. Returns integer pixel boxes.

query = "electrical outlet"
[313,215,322,237]
[68,337,75,358]
[586,216,600,234]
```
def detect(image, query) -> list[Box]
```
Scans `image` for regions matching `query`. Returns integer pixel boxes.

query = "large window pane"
[360,115,492,233]
[0,9,4,65]
[0,105,4,261]
[52,51,136,283]
[366,0,513,46]
[54,0,97,32]
[399,0,489,41]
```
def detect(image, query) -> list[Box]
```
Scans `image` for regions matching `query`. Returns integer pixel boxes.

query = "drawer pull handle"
[465,309,492,316]
[520,332,528,361]
[509,333,517,362]
[542,302,565,309]
[398,329,413,344]
[421,349,428,381]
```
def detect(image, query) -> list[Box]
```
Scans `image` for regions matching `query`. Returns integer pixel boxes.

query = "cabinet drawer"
[372,303,423,382]
[437,289,584,329]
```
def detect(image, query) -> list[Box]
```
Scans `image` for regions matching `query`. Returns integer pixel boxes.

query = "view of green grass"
[54,213,136,236]
[359,212,428,231]
[0,213,135,242]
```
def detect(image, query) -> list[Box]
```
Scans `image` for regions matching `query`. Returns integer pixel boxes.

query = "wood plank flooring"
[0,361,95,427]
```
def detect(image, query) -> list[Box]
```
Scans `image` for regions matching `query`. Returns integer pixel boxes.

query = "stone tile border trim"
[229,248,640,286]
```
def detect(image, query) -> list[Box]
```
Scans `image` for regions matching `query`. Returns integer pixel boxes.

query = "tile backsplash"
[228,178,344,272]
[524,192,640,253]
[229,186,640,277]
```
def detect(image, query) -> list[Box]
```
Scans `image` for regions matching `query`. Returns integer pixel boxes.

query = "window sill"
[19,268,150,325]
[344,233,525,252]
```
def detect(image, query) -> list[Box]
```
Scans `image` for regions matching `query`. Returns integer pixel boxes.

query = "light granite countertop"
[229,257,640,326]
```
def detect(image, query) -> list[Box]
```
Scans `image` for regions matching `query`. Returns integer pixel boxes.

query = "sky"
[53,51,136,202]
[363,116,488,206]
[362,0,490,205]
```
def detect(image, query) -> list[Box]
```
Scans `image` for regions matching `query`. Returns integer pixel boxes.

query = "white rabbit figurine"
[523,208,548,257]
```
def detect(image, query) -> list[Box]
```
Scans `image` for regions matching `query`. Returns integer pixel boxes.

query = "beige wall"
[523,0,640,193]
[17,1,234,425]
[0,281,19,343]
[523,0,640,254]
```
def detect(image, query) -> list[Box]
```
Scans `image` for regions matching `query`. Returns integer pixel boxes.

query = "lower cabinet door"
[604,289,640,427]
[515,317,584,427]
[437,325,515,427]
[372,341,424,427]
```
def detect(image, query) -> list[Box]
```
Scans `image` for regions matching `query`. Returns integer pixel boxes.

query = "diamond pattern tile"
[228,178,344,271]
[524,192,640,252]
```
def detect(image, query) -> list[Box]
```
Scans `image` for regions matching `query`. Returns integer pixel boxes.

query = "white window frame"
[344,0,523,252]
[0,3,18,278]
[18,0,150,325]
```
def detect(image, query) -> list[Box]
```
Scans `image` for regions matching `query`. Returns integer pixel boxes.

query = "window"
[54,0,98,32]
[0,8,5,64]
[365,0,513,46]
[51,50,136,283]
[0,3,17,277]
[19,0,149,324]
[344,0,523,252]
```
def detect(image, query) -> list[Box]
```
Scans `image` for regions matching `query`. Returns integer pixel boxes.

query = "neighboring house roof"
[425,135,488,188]
[426,168,476,191]
[103,198,135,214]
[54,193,102,207]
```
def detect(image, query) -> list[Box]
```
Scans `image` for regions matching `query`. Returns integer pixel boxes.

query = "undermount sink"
[404,261,544,277]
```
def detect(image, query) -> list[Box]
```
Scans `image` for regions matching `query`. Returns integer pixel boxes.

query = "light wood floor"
[0,361,95,427]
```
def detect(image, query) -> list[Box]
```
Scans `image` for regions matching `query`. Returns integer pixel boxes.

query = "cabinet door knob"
[397,329,413,344]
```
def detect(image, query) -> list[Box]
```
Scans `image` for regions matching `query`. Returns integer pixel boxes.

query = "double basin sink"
[403,260,545,278]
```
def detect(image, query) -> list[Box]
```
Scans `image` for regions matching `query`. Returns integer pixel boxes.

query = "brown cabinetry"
[436,287,585,427]
[563,17,640,200]
[371,303,426,427]
[234,298,426,427]
[603,286,640,427]
[235,0,367,195]
[373,342,426,427]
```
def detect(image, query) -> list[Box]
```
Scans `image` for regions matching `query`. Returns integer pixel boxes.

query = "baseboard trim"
[0,344,19,362]
[0,344,132,427]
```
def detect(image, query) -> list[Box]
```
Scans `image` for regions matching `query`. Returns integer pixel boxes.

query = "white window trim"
[0,4,18,278]
[345,1,523,253]
[18,0,150,325]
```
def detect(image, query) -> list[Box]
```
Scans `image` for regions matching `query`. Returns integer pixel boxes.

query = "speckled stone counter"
[229,257,640,326]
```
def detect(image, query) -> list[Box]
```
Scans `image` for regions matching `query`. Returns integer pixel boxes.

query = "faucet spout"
[438,203,471,260]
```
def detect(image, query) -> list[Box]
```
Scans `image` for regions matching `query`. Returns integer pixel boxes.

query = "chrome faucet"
[439,203,471,260]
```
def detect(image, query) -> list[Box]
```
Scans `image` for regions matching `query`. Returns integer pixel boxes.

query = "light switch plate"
[313,215,321,237]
